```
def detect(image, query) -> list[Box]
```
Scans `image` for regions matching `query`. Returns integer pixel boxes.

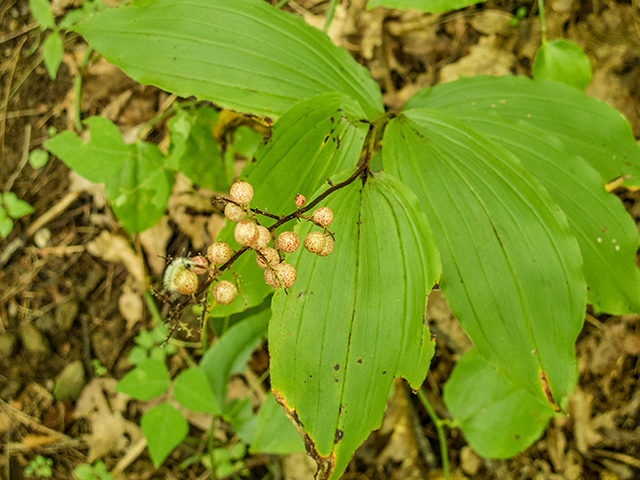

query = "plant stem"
[208,419,218,480]
[417,388,450,480]
[538,0,547,43]
[323,0,339,32]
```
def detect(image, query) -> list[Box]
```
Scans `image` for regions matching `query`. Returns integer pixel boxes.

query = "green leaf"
[210,93,369,317]
[173,367,222,415]
[2,192,34,219]
[58,0,108,30]
[533,39,591,91]
[141,403,188,467]
[29,0,55,29]
[45,117,174,232]
[251,391,305,455]
[166,107,231,191]
[405,75,640,188]
[443,349,555,458]
[29,149,50,169]
[367,0,486,13]
[383,109,586,410]
[0,214,13,239]
[270,171,440,480]
[405,76,640,314]
[232,126,263,159]
[42,30,63,80]
[115,358,170,400]
[74,0,384,121]
[200,298,270,409]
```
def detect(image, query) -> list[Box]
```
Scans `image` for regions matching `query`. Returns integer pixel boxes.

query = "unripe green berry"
[265,263,296,289]
[235,220,259,247]
[213,280,237,306]
[256,247,280,270]
[312,207,334,226]
[207,241,232,265]
[190,255,208,274]
[276,231,300,253]
[174,267,198,295]
[230,181,254,205]
[225,203,246,223]
[303,231,326,254]
[317,236,334,257]
[252,225,271,250]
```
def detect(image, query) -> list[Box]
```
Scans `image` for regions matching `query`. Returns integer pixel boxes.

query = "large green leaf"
[367,0,486,13]
[45,117,173,233]
[405,75,640,187]
[443,349,555,458]
[270,171,441,480]
[209,93,369,317]
[74,0,383,121]
[383,109,586,409]
[406,78,640,314]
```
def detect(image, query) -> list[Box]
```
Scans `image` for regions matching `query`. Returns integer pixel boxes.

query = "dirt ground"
[1,0,640,479]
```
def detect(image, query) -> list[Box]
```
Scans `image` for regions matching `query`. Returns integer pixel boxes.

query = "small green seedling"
[25,455,53,478]
[0,192,34,239]
[72,461,112,480]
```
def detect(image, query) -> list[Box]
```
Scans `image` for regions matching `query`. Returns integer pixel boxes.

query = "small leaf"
[2,192,34,219]
[115,358,170,400]
[367,0,486,13]
[74,0,384,120]
[270,171,440,480]
[533,39,591,91]
[200,298,270,409]
[0,212,14,239]
[173,367,222,415]
[444,349,555,458]
[42,30,63,80]
[29,0,55,29]
[251,391,305,455]
[141,403,188,466]
[29,149,49,169]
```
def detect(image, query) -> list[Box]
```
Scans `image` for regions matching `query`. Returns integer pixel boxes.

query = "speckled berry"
[190,255,208,274]
[265,263,297,289]
[276,231,300,253]
[234,220,259,247]
[225,203,246,223]
[213,280,237,306]
[312,207,333,227]
[207,241,232,266]
[295,194,306,209]
[174,268,198,295]
[317,236,334,257]
[304,231,327,254]
[256,247,280,270]
[230,181,254,205]
[251,225,271,250]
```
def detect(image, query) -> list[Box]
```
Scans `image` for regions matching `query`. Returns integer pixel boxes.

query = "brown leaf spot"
[540,370,562,413]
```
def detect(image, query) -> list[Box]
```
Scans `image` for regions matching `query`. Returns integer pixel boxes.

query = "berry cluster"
[162,180,335,308]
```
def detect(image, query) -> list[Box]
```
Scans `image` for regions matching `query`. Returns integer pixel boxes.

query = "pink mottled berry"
[252,225,271,250]
[207,242,232,266]
[174,268,198,295]
[256,247,280,270]
[230,181,254,205]
[312,207,334,226]
[190,255,208,274]
[224,203,246,223]
[234,220,259,247]
[213,280,238,306]
[317,236,334,257]
[276,231,300,253]
[303,231,327,254]
[295,194,306,209]
[265,263,296,289]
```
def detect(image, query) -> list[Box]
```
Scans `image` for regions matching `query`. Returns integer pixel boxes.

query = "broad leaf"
[141,403,188,466]
[42,30,63,80]
[444,349,555,458]
[368,0,486,13]
[533,39,591,91]
[74,0,384,120]
[270,171,441,480]
[406,78,640,314]
[115,358,170,401]
[405,75,640,187]
[383,109,586,409]
[209,93,369,317]
[251,392,305,455]
[200,298,270,410]
[173,367,222,415]
[45,117,174,233]
[166,107,232,191]
[29,0,55,29]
